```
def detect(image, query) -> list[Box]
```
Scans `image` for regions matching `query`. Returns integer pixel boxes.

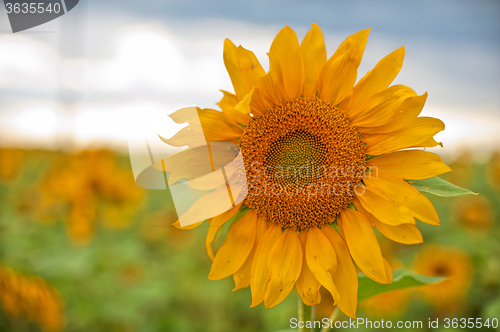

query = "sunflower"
[0,148,25,184]
[360,288,410,318]
[161,24,451,318]
[0,266,64,332]
[453,195,493,232]
[40,150,143,244]
[414,246,472,312]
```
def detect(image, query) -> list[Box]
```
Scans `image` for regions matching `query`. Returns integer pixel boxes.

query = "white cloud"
[0,36,58,92]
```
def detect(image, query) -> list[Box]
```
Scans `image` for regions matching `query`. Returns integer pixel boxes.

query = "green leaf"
[358,269,445,302]
[408,177,478,197]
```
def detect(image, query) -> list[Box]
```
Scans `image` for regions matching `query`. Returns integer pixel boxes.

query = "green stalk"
[298,296,313,332]
[320,306,340,332]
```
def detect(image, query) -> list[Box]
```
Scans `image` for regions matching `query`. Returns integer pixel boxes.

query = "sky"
[0,0,499,159]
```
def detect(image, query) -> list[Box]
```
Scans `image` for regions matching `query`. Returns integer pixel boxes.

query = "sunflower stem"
[320,306,340,332]
[298,296,313,332]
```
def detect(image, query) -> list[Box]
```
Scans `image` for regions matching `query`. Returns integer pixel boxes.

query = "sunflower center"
[239,97,366,230]
[265,130,327,187]
[433,265,449,276]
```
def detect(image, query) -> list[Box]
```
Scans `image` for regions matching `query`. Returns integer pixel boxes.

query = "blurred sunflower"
[360,289,410,318]
[0,148,25,184]
[453,195,493,232]
[162,24,451,317]
[40,150,143,244]
[414,246,472,312]
[0,266,64,332]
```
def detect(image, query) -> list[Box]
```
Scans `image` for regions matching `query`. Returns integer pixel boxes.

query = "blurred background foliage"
[0,148,499,332]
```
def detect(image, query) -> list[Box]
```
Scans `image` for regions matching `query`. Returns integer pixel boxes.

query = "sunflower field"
[0,147,498,332]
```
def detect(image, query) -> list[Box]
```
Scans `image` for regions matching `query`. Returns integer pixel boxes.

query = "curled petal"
[305,227,340,302]
[295,230,321,306]
[322,226,358,318]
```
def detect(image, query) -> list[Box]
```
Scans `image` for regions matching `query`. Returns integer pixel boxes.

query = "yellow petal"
[264,228,303,308]
[159,125,204,148]
[167,154,212,185]
[376,219,423,244]
[255,53,285,111]
[364,116,445,155]
[383,257,393,283]
[332,28,370,69]
[368,150,452,180]
[354,198,423,244]
[173,219,203,230]
[223,38,248,99]
[217,90,250,127]
[198,108,243,142]
[188,164,236,191]
[322,226,358,318]
[295,230,321,306]
[153,143,212,173]
[177,186,235,228]
[269,25,304,100]
[217,90,239,110]
[300,23,327,98]
[209,210,258,280]
[233,216,268,291]
[159,143,237,184]
[305,227,340,302]
[349,85,416,127]
[364,173,440,225]
[160,107,218,148]
[347,46,405,114]
[205,203,243,260]
[415,137,443,149]
[356,186,415,226]
[249,87,273,116]
[168,106,202,125]
[318,35,358,106]
[236,46,266,92]
[250,223,282,307]
[234,87,255,114]
[358,92,427,134]
[338,208,391,284]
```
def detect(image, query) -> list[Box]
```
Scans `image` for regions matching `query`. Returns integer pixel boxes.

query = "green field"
[0,149,499,332]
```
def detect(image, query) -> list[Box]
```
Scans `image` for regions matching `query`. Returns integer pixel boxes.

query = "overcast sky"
[0,0,499,159]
